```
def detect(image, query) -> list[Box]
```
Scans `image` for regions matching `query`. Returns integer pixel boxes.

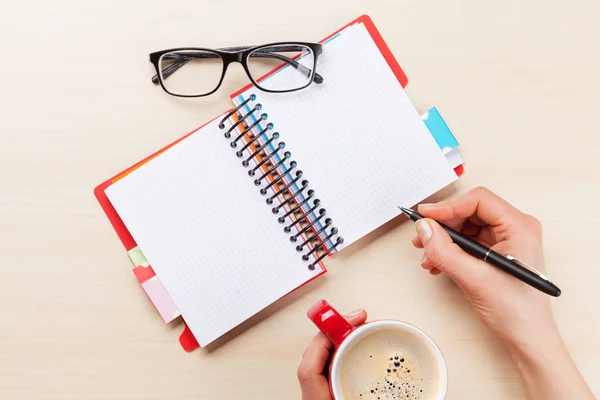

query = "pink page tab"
[140,275,180,323]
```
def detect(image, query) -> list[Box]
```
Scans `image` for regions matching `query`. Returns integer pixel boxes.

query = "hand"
[411,186,595,399]
[411,186,554,348]
[297,309,367,400]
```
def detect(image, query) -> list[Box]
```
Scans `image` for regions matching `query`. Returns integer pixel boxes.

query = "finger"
[467,213,487,227]
[298,310,367,399]
[475,227,496,247]
[435,217,466,231]
[420,253,432,270]
[414,222,481,249]
[412,235,423,248]
[461,221,480,237]
[417,224,494,254]
[416,218,486,287]
[297,351,331,400]
[420,255,440,276]
[345,309,368,327]
[418,186,524,228]
[300,309,367,365]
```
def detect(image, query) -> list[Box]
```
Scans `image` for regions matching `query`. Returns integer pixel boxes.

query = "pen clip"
[506,255,552,283]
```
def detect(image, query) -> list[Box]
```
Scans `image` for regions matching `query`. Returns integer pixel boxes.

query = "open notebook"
[97,16,460,347]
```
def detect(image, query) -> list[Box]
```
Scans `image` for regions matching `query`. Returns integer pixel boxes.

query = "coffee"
[338,328,442,399]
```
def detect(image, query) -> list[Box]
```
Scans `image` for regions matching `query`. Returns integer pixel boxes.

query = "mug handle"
[307,300,354,347]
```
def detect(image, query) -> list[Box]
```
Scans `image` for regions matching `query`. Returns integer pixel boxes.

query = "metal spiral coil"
[218,94,344,270]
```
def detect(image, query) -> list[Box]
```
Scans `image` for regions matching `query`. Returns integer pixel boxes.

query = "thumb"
[416,219,482,286]
[345,309,368,327]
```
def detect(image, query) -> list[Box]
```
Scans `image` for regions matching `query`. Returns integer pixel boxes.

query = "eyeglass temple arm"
[151,45,323,85]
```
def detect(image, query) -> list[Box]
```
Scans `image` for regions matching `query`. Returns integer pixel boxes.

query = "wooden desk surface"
[1,1,599,398]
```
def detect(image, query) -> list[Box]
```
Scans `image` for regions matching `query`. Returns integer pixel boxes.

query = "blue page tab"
[422,107,459,152]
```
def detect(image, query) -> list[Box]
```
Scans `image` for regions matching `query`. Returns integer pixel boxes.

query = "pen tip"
[398,206,413,216]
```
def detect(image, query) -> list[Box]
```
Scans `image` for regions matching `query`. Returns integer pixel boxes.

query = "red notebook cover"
[94,14,463,352]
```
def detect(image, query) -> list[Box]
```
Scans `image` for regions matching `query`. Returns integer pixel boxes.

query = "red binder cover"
[94,14,464,352]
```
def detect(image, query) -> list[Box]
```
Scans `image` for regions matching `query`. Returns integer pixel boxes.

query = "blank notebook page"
[105,117,322,346]
[235,23,457,248]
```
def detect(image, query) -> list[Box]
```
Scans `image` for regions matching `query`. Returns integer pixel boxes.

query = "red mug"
[308,300,448,399]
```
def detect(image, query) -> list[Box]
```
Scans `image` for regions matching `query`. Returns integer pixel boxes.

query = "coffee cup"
[307,300,447,399]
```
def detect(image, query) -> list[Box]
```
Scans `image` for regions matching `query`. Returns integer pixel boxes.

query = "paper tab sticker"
[128,246,149,267]
[422,107,460,152]
[141,276,180,323]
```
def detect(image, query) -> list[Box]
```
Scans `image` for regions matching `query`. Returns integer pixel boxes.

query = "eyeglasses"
[149,42,324,97]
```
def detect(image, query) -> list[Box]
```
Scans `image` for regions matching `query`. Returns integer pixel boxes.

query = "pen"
[399,206,561,297]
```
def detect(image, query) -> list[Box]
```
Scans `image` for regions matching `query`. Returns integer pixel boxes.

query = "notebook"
[95,15,462,347]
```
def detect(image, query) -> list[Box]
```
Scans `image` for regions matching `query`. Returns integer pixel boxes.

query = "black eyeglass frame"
[149,42,324,98]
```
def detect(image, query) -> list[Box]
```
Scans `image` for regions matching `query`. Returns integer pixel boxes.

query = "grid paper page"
[105,117,321,346]
[237,23,457,248]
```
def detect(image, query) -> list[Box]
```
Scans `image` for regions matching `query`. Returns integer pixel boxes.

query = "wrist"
[494,306,558,356]
[506,328,594,400]
[506,326,565,369]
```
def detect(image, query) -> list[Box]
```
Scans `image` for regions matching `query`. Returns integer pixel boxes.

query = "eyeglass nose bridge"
[220,51,252,85]
[221,52,248,80]
[233,52,245,63]
[221,50,245,65]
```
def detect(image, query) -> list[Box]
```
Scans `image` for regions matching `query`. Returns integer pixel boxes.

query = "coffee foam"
[337,327,442,399]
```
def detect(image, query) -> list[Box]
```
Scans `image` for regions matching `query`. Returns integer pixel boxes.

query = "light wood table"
[1,1,599,399]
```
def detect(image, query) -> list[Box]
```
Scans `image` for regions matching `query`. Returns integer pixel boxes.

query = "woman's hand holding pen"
[411,186,550,347]
[412,186,594,400]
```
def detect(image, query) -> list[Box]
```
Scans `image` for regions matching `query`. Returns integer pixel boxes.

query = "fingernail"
[347,309,364,317]
[416,220,433,244]
[421,253,427,264]
[418,203,435,210]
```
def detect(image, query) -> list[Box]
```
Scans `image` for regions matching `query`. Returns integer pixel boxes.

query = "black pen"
[399,207,561,297]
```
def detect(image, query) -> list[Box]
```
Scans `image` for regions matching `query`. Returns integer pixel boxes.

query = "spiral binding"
[218,94,344,270]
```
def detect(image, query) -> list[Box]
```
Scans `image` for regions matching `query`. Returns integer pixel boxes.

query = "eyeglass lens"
[159,50,224,96]
[247,44,315,92]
